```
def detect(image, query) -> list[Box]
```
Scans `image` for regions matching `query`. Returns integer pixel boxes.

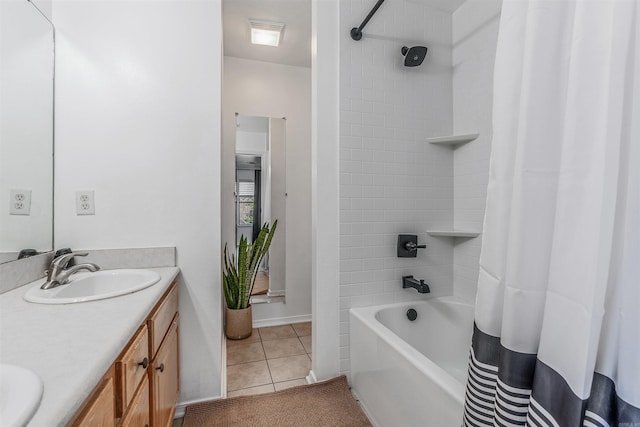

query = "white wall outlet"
[9,189,32,215]
[75,190,95,215]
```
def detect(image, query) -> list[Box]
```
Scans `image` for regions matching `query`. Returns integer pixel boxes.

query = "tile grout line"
[227,323,312,396]
[260,329,277,388]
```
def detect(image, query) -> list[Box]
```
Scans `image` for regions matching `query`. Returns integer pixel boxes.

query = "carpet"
[182,376,371,427]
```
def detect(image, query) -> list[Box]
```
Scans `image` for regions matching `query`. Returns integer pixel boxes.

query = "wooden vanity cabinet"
[119,376,151,427]
[116,325,149,416]
[150,316,179,427]
[148,283,180,427]
[71,375,116,427]
[68,281,179,427]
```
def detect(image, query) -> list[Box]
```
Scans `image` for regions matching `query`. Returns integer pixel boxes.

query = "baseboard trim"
[266,289,285,297]
[174,394,223,419]
[221,335,227,398]
[349,388,381,427]
[252,313,311,328]
[305,370,317,384]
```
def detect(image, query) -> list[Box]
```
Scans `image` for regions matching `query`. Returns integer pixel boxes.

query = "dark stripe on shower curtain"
[464,327,640,426]
[585,373,640,426]
[529,360,586,425]
[498,347,536,390]
[586,373,618,425]
[531,363,640,426]
[471,323,500,366]
[464,326,535,427]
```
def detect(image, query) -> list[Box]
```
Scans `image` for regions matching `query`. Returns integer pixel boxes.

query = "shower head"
[401,46,427,67]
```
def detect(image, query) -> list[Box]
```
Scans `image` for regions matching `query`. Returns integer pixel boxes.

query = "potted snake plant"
[223,220,277,339]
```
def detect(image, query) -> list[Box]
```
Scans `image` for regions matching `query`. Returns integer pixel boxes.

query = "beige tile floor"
[171,322,312,426]
[226,322,312,397]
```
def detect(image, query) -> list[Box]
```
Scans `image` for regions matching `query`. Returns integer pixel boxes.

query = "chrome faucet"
[41,252,101,290]
[402,275,430,294]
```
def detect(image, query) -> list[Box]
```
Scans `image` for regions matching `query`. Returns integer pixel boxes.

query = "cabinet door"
[119,375,150,427]
[151,315,179,427]
[73,377,115,427]
[117,324,149,416]
[148,283,178,358]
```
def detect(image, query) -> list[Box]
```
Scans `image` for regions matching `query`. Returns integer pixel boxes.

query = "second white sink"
[24,269,161,304]
[0,364,43,427]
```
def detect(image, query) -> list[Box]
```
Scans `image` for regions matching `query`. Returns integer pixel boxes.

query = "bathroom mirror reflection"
[235,115,286,302]
[0,0,54,264]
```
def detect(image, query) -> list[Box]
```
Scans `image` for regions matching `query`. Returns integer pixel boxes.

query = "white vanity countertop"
[0,266,180,427]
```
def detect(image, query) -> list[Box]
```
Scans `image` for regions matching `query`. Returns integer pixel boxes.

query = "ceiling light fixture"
[249,19,285,47]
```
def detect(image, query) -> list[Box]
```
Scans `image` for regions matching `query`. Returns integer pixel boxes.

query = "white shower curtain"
[463,1,640,426]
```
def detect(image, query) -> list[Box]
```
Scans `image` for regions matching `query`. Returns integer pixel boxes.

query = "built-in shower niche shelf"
[426,229,481,238]
[426,132,479,147]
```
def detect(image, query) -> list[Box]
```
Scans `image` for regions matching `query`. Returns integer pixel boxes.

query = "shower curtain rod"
[350,0,386,41]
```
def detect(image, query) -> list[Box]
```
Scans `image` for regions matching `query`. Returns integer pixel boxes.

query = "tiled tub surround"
[0,266,180,425]
[451,0,501,303]
[226,322,312,397]
[339,0,455,375]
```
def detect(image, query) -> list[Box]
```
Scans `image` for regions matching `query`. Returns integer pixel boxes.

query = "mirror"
[235,115,286,301]
[0,0,54,264]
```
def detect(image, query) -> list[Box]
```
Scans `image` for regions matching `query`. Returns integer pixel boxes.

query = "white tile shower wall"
[339,0,454,375]
[452,0,502,303]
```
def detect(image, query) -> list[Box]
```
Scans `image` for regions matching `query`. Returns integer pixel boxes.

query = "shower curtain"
[463,1,640,426]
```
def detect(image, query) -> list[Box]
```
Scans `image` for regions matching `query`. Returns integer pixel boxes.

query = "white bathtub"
[350,297,474,427]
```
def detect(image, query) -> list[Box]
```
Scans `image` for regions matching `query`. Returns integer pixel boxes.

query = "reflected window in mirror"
[237,182,255,227]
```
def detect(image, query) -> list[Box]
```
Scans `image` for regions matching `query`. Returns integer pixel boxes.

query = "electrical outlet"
[9,190,31,215]
[75,190,95,215]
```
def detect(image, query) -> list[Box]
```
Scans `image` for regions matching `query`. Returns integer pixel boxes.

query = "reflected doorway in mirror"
[234,115,286,304]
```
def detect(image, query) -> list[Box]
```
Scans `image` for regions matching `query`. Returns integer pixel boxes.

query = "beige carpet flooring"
[182,376,371,427]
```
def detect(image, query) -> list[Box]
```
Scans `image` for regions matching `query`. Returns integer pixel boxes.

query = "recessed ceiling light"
[249,19,285,47]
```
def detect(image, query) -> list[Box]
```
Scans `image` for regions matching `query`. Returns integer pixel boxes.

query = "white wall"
[222,56,312,324]
[311,0,341,382]
[52,0,224,404]
[32,0,52,21]
[452,0,501,303]
[338,0,454,375]
[236,130,267,153]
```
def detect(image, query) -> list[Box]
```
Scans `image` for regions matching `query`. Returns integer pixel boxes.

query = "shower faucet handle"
[404,242,426,251]
[397,234,426,258]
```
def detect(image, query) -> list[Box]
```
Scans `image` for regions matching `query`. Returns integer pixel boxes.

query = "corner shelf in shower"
[426,132,483,241]
[426,229,481,238]
[426,132,479,147]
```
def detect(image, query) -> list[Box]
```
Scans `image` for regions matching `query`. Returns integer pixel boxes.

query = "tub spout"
[402,275,430,294]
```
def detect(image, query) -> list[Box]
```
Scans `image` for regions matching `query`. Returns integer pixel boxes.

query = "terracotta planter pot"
[225,305,253,340]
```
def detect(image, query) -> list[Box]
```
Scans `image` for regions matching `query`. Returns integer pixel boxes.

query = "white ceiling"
[222,0,312,68]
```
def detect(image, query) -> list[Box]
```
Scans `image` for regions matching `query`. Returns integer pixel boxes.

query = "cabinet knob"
[138,357,149,369]
[156,363,165,373]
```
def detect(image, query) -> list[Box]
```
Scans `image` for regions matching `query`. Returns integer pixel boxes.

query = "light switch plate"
[76,190,95,215]
[9,190,31,215]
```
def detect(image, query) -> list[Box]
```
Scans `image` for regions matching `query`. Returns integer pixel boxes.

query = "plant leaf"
[222,221,279,310]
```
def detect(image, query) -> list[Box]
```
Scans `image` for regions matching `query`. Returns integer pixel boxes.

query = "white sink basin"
[24,269,161,304]
[0,364,43,427]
